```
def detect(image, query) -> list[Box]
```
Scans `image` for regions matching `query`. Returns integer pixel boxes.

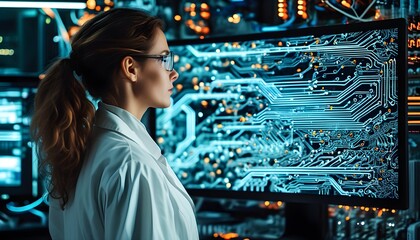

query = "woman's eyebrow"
[160,50,170,55]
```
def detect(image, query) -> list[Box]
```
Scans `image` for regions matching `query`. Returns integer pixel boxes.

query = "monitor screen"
[0,76,39,201]
[155,19,408,208]
[0,9,60,76]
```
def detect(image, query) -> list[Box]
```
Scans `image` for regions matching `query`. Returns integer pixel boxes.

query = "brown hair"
[31,8,163,209]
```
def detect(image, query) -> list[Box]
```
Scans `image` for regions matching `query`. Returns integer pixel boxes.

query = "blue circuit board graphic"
[156,28,400,199]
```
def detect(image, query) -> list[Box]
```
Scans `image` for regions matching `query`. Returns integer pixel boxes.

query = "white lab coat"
[49,102,199,240]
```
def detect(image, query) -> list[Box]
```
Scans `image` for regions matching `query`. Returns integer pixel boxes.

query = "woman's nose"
[170,69,179,82]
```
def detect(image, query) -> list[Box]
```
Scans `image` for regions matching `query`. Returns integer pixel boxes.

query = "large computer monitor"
[0,76,40,201]
[155,19,408,213]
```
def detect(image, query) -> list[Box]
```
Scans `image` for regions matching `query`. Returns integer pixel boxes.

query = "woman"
[31,8,199,240]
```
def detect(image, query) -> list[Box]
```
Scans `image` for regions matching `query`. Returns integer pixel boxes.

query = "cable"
[0,211,12,222]
[29,209,48,226]
[261,14,297,32]
[6,192,49,213]
[70,9,80,25]
[43,192,50,206]
[360,0,377,18]
[51,8,72,57]
[38,8,71,57]
[323,0,377,22]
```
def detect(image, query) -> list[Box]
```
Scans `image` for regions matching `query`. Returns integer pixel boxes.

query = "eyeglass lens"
[163,52,174,71]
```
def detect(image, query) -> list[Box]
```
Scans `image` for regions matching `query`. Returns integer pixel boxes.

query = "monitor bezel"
[0,76,41,202]
[156,19,408,209]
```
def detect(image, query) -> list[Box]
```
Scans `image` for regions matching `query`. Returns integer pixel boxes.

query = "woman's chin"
[155,102,171,109]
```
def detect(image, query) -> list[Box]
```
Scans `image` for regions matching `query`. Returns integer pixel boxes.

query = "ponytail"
[31,8,165,209]
[31,58,95,209]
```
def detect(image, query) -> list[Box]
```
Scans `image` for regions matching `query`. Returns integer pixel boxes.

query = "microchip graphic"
[156,22,405,202]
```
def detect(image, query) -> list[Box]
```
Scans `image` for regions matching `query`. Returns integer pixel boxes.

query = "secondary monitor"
[0,76,40,201]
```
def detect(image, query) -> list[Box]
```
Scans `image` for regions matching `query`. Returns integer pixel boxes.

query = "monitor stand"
[281,202,329,240]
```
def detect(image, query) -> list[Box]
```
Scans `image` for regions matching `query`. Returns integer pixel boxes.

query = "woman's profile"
[31,8,199,239]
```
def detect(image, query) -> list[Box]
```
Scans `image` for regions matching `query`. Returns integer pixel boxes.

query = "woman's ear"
[120,56,141,83]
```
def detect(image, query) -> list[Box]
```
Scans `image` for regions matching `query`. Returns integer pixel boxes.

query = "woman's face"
[135,29,178,108]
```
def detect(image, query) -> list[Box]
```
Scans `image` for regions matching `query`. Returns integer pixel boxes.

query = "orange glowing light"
[176,84,183,91]
[375,9,381,19]
[201,100,208,107]
[174,15,181,21]
[194,26,202,33]
[407,39,420,48]
[201,27,210,34]
[201,3,209,9]
[77,12,96,26]
[87,0,95,9]
[408,22,420,31]
[341,0,351,8]
[232,18,240,24]
[68,26,80,37]
[219,233,239,239]
[200,11,210,19]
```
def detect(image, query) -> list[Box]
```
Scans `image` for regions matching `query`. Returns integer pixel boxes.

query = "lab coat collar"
[94,102,162,162]
[93,102,196,210]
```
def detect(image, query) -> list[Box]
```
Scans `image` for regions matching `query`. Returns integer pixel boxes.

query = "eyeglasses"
[131,51,174,71]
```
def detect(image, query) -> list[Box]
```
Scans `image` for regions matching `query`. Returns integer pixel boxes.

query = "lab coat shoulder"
[88,128,178,240]
[90,126,161,191]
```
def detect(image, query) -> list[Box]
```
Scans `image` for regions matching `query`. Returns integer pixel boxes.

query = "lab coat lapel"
[94,107,195,210]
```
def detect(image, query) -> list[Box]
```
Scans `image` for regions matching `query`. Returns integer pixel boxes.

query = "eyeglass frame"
[130,51,174,72]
